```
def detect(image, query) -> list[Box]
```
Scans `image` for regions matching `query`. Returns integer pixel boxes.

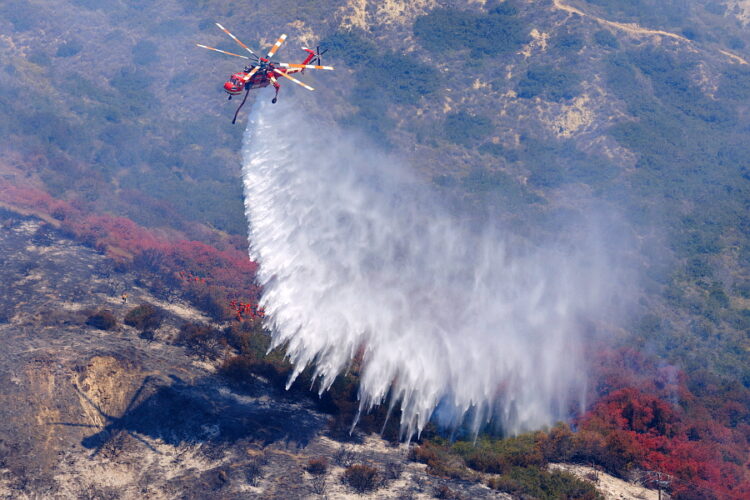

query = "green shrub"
[219,347,295,390]
[27,51,52,67]
[319,29,438,139]
[584,0,690,27]
[733,282,750,299]
[465,449,506,474]
[56,40,83,58]
[593,29,619,49]
[185,285,233,322]
[409,442,472,480]
[444,112,493,146]
[379,52,438,105]
[553,31,584,53]
[728,36,745,50]
[414,6,527,57]
[110,66,152,94]
[717,65,750,101]
[707,285,729,309]
[319,29,377,67]
[682,257,713,280]
[225,321,271,357]
[478,142,509,158]
[517,65,581,102]
[487,466,602,499]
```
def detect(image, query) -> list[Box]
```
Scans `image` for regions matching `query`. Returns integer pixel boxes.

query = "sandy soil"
[550,463,660,500]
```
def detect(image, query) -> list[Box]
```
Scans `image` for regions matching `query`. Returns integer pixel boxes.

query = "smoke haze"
[242,94,622,439]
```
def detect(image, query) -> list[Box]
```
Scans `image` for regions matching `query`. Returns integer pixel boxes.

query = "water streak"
[242,96,618,439]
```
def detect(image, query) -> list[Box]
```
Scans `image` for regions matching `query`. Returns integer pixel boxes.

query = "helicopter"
[197,23,333,123]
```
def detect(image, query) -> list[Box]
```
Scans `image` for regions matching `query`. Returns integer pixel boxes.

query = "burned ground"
[0,211,507,499]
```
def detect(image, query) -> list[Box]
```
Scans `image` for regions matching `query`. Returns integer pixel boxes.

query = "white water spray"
[242,95,619,439]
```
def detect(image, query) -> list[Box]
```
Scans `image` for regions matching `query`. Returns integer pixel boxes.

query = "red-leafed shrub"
[574,347,750,499]
[582,388,678,437]
[67,214,164,257]
[0,183,77,221]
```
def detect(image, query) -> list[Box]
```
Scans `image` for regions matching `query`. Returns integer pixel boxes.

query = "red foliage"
[0,183,77,220]
[178,270,208,284]
[0,181,262,318]
[579,348,750,499]
[229,299,265,322]
[583,388,679,437]
[66,214,164,257]
[166,240,258,295]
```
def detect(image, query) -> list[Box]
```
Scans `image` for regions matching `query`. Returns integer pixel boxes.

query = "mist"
[241,93,623,439]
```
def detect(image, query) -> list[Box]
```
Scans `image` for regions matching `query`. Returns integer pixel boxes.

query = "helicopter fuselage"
[222,49,317,96]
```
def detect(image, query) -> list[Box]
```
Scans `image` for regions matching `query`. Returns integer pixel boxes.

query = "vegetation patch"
[517,64,581,102]
[305,457,328,475]
[414,3,528,57]
[584,0,691,29]
[123,303,163,331]
[177,322,224,359]
[85,309,117,330]
[487,466,601,499]
[342,464,380,493]
[444,111,493,146]
[321,30,438,141]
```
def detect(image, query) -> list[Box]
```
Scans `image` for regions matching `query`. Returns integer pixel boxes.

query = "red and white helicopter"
[197,23,333,123]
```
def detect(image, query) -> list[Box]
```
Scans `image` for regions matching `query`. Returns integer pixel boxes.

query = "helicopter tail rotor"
[315,46,328,66]
[302,45,328,67]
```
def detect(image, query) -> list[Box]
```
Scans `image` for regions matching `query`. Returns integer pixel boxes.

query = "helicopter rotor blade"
[196,44,250,60]
[215,23,259,59]
[241,65,261,82]
[273,68,314,91]
[277,63,334,70]
[266,34,287,59]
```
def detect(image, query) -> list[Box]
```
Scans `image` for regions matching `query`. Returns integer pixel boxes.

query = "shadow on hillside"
[55,375,324,456]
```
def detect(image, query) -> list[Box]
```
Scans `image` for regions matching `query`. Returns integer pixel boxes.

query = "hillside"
[0,0,749,498]
[0,208,522,499]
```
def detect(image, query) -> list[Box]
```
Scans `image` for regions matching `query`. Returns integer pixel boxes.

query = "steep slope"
[1,0,749,497]
[0,209,521,499]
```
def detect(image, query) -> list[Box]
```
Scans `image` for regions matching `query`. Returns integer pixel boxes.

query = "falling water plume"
[241,94,620,439]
